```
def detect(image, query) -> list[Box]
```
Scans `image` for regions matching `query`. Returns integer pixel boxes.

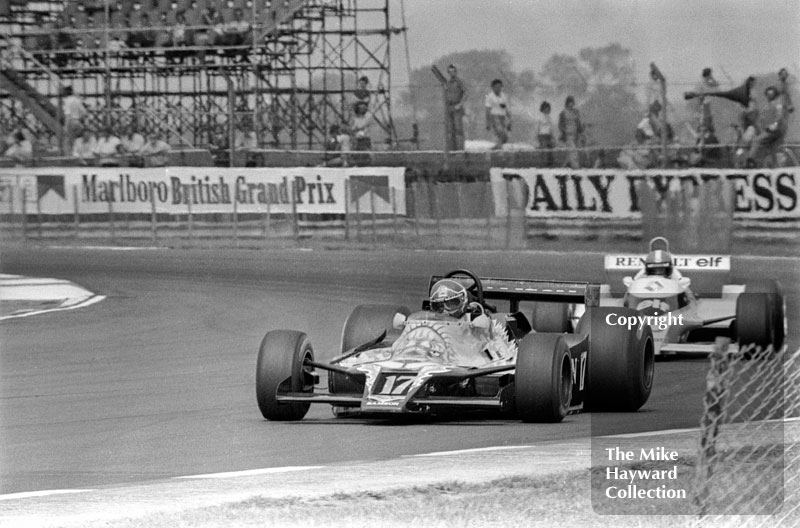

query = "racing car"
[558,237,784,356]
[256,269,654,423]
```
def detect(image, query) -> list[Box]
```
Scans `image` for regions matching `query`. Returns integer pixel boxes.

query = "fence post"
[354,182,361,242]
[73,185,80,239]
[412,184,420,244]
[485,181,493,247]
[433,183,441,242]
[150,188,157,244]
[344,179,350,241]
[233,193,239,247]
[290,179,299,241]
[391,187,398,241]
[8,183,15,240]
[21,188,27,241]
[456,182,466,247]
[108,196,115,243]
[505,180,512,250]
[369,185,377,246]
[187,196,193,242]
[263,197,271,242]
[35,190,43,239]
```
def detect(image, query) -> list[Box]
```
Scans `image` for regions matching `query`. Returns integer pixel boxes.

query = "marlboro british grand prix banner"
[0,167,406,216]
[490,168,799,220]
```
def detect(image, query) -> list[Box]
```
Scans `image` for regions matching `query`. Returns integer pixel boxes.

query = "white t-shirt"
[122,133,145,153]
[95,136,121,157]
[484,91,510,117]
[64,95,86,121]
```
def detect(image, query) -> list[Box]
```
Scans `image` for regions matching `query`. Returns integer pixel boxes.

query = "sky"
[394,0,800,94]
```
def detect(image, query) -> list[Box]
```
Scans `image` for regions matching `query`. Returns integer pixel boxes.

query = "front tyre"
[515,333,572,423]
[256,330,315,421]
[585,307,654,411]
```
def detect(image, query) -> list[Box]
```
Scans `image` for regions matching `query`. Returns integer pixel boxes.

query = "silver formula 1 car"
[256,269,654,423]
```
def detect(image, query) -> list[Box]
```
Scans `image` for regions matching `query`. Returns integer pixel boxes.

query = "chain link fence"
[693,339,800,526]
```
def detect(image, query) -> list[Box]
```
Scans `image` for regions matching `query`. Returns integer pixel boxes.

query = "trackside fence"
[693,339,800,525]
[0,180,531,249]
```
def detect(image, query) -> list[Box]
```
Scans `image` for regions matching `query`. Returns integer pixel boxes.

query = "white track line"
[0,295,106,321]
[0,489,94,501]
[47,245,162,251]
[409,445,533,457]
[174,466,323,479]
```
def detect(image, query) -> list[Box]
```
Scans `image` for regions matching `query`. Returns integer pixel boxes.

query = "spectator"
[155,12,171,48]
[349,101,373,150]
[324,124,351,166]
[223,8,251,62]
[203,7,225,47]
[36,131,60,157]
[72,128,97,164]
[484,79,511,150]
[558,95,584,169]
[62,86,86,149]
[692,67,720,134]
[3,131,33,164]
[617,128,654,170]
[535,101,555,167]
[444,64,466,151]
[53,14,74,67]
[778,68,795,114]
[137,13,157,48]
[141,133,171,167]
[166,11,189,64]
[234,127,258,149]
[746,85,789,167]
[353,76,371,112]
[94,128,122,167]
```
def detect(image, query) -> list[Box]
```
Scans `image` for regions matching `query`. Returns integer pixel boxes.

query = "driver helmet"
[429,279,468,317]
[644,250,674,277]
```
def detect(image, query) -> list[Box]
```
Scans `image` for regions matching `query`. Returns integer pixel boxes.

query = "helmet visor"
[645,262,671,276]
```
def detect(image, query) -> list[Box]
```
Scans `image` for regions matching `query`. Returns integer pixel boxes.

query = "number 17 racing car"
[256,269,655,423]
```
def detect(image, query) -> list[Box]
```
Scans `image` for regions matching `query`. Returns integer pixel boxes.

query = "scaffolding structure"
[0,0,401,151]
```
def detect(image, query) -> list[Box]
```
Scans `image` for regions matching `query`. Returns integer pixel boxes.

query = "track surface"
[0,247,796,494]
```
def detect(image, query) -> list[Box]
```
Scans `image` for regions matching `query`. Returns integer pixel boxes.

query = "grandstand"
[0,0,400,162]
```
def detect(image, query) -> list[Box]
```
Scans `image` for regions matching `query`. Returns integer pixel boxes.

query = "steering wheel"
[444,269,485,308]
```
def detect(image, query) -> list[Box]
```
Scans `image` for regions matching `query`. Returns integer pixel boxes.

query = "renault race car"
[256,269,654,423]
[581,237,784,356]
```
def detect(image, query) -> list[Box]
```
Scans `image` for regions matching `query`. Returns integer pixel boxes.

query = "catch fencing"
[693,339,800,526]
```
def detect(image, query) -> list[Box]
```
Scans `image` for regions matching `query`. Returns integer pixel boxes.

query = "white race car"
[531,238,785,356]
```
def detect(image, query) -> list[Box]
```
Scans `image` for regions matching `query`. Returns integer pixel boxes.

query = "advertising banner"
[490,168,799,219]
[0,166,407,216]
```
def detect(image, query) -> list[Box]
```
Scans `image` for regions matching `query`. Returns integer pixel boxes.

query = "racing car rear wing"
[429,276,601,307]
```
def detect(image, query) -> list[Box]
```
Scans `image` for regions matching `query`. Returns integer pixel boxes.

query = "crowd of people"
[26,0,255,67]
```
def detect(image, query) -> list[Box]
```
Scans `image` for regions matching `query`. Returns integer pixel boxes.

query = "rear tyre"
[256,330,315,421]
[515,333,572,423]
[530,302,571,333]
[585,307,654,411]
[741,280,784,351]
[736,293,774,355]
[330,304,410,416]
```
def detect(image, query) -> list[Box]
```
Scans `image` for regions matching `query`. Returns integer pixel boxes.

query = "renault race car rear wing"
[429,276,601,307]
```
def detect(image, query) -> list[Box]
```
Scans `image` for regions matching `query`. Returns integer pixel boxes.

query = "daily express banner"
[490,168,799,219]
[0,166,406,215]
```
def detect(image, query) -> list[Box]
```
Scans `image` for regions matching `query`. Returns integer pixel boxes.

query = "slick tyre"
[530,302,571,333]
[330,304,411,397]
[585,307,654,411]
[515,333,572,423]
[256,330,314,421]
[736,293,775,355]
[740,280,785,351]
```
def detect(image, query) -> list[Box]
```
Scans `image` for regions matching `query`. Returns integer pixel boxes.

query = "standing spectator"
[558,95,584,169]
[234,126,258,149]
[484,79,511,150]
[94,128,122,167]
[692,67,720,135]
[223,8,251,62]
[167,11,189,64]
[746,86,789,167]
[155,12,171,48]
[778,68,795,115]
[353,76,371,112]
[444,64,466,151]
[72,128,97,164]
[203,7,225,47]
[535,101,556,167]
[3,131,33,164]
[349,101,372,150]
[141,133,171,167]
[62,86,86,149]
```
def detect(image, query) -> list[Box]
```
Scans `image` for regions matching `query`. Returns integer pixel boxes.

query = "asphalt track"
[0,247,796,495]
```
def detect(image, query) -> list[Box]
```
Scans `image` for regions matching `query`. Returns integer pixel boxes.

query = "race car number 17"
[379,375,416,396]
